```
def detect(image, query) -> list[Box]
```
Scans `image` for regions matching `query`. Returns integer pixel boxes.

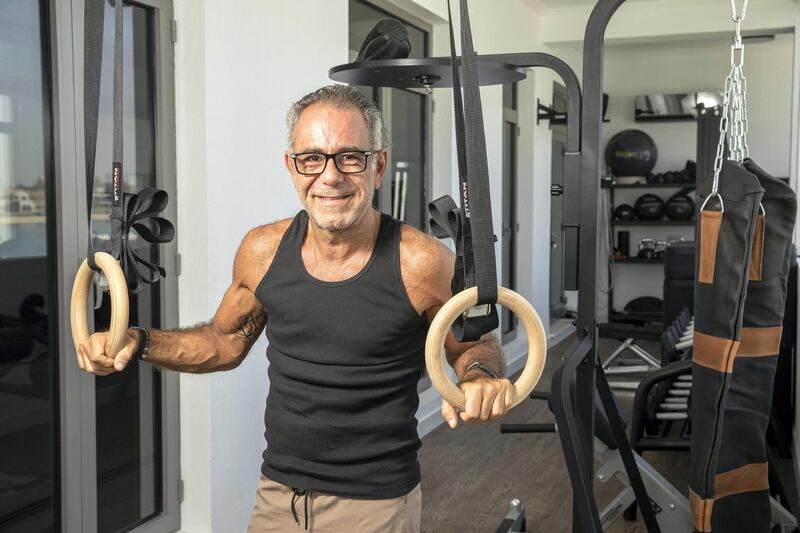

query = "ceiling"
[530,0,693,10]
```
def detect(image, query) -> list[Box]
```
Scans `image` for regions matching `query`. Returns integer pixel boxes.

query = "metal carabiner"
[700,191,726,215]
[730,0,748,22]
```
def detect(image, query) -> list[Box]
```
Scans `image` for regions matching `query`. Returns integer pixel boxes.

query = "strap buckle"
[92,273,109,310]
[463,304,491,319]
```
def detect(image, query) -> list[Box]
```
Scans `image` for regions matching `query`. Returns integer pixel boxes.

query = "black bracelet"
[131,326,150,361]
[464,360,499,379]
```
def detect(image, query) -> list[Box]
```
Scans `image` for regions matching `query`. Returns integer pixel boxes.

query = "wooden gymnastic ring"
[425,286,547,411]
[70,252,129,359]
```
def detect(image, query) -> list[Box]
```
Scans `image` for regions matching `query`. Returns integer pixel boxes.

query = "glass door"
[0,1,59,531]
[91,4,164,531]
[0,0,180,531]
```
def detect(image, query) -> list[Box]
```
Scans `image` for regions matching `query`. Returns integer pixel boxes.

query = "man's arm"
[400,226,512,429]
[128,271,267,373]
[76,224,283,375]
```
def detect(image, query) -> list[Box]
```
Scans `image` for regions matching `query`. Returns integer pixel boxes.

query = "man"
[77,85,511,532]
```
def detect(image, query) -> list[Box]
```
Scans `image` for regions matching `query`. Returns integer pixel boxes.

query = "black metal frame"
[328,1,657,531]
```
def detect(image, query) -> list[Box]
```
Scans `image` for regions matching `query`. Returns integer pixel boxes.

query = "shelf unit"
[612,219,694,226]
[601,179,694,189]
[604,179,696,323]
[634,115,696,123]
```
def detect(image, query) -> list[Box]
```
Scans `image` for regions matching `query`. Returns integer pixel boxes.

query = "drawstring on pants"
[291,487,309,530]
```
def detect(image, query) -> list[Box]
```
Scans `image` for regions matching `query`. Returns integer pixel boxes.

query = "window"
[0,1,58,530]
[348,0,430,231]
[0,1,180,531]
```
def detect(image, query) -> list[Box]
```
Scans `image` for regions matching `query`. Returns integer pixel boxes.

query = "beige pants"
[247,475,422,533]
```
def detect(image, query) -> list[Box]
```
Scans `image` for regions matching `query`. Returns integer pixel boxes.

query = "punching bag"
[711,159,797,533]
[690,160,764,532]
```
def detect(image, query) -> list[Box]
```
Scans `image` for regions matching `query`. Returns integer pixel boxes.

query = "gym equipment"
[613,204,634,221]
[663,242,695,326]
[617,231,630,258]
[425,287,546,410]
[689,2,793,530]
[664,189,695,221]
[70,0,174,357]
[495,499,526,533]
[637,239,657,260]
[424,2,548,408]
[625,310,798,533]
[634,193,665,221]
[624,297,663,322]
[602,337,660,379]
[503,385,795,532]
[711,159,797,531]
[605,129,658,178]
[654,241,667,260]
[355,19,411,62]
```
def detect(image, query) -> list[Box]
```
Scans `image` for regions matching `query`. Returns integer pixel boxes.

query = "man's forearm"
[450,334,505,381]
[131,322,239,373]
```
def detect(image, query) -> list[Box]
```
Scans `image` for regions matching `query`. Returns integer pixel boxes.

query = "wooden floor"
[418,335,691,533]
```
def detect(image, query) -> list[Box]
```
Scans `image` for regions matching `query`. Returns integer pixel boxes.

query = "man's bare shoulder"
[234,217,294,289]
[399,224,453,274]
[398,224,455,314]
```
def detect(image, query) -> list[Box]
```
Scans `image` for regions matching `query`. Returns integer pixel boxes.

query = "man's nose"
[318,157,345,186]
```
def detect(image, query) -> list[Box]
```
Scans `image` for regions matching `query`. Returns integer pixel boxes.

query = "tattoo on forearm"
[233,314,259,343]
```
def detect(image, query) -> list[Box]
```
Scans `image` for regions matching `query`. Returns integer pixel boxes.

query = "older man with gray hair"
[76,84,511,532]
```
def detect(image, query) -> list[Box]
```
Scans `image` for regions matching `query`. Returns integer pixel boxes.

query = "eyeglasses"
[290,150,375,176]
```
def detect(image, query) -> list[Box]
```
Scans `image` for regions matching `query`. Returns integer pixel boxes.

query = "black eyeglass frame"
[289,150,377,176]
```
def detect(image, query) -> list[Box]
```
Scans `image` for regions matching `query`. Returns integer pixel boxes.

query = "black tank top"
[255,210,428,499]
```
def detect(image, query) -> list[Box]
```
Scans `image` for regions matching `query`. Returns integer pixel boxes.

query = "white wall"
[175,0,347,531]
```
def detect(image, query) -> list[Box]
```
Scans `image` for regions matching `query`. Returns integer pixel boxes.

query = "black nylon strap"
[428,0,497,341]
[84,0,104,271]
[83,0,174,291]
[456,0,497,306]
[121,188,175,291]
[110,0,124,267]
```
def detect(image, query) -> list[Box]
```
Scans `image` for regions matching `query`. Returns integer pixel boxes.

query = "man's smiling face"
[285,102,387,233]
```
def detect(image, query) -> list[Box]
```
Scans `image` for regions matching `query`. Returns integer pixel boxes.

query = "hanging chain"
[728,0,749,162]
[709,0,749,201]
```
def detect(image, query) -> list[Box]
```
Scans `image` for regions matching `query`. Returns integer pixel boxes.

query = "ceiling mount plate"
[329,57,526,90]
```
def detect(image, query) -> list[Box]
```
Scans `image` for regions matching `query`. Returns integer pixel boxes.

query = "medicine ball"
[604,129,658,178]
[634,194,665,221]
[614,204,635,221]
[665,189,695,221]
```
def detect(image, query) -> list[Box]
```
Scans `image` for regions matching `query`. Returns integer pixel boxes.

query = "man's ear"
[373,148,389,190]
[284,151,294,174]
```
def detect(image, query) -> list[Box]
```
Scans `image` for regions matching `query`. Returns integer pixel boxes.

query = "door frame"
[49,0,179,531]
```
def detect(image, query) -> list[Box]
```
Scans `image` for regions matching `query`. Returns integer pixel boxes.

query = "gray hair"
[286,84,389,151]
